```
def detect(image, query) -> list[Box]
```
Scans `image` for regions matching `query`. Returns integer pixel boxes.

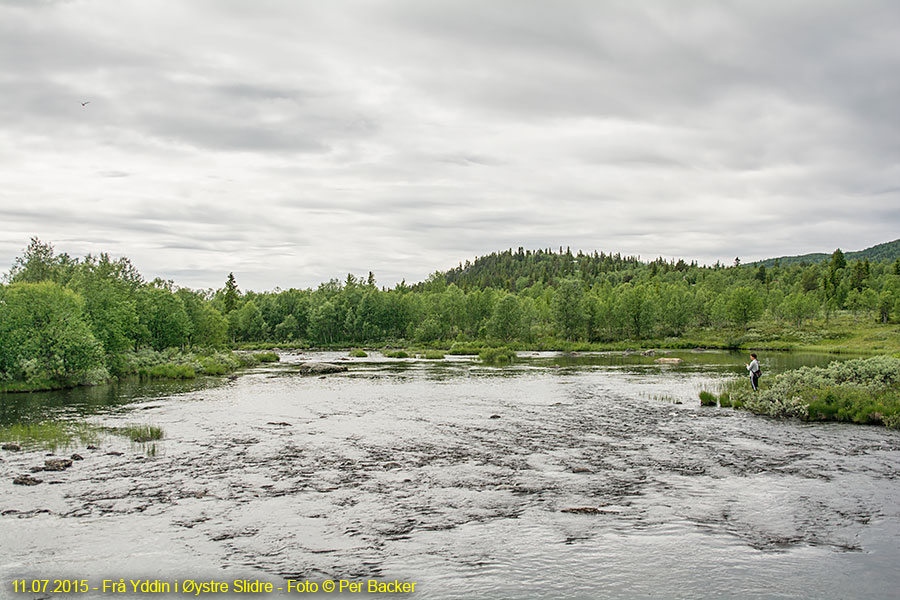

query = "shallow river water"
[2,350,900,599]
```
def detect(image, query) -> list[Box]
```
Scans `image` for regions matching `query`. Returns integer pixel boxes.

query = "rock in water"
[561,507,604,514]
[43,458,73,471]
[654,357,683,364]
[2,443,21,452]
[297,362,348,375]
[13,474,43,486]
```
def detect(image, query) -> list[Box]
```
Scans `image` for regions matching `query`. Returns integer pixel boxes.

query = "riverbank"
[0,349,279,394]
[231,314,900,355]
[700,355,900,428]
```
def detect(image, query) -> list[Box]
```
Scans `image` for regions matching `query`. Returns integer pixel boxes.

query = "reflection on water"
[1,350,898,600]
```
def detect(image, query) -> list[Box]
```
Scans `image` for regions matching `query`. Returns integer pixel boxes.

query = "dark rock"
[571,467,592,473]
[298,362,348,375]
[561,507,604,514]
[105,451,124,456]
[13,474,43,486]
[489,414,502,419]
[2,443,21,452]
[30,466,45,473]
[71,453,84,461]
[641,350,656,356]
[267,421,292,426]
[86,445,99,450]
[43,458,73,471]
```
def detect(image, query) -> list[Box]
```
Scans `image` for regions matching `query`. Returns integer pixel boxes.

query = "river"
[2,350,899,599]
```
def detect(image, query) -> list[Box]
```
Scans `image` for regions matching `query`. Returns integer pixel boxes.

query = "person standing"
[746,353,760,391]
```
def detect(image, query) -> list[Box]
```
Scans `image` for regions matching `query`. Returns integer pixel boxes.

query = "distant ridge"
[753,238,900,267]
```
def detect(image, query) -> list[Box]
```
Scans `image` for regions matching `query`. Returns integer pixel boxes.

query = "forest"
[2,237,900,391]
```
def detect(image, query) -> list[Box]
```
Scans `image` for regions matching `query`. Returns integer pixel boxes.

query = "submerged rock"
[561,507,605,514]
[298,362,348,375]
[2,443,21,452]
[489,414,502,419]
[13,474,43,486]
[655,357,683,364]
[71,454,84,461]
[43,458,73,471]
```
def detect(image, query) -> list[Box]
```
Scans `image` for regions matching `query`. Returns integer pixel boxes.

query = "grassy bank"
[0,348,279,393]
[700,355,900,428]
[225,314,900,356]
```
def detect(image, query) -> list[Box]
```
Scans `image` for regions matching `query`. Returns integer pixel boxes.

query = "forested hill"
[753,239,900,268]
[433,247,695,291]
[433,240,900,291]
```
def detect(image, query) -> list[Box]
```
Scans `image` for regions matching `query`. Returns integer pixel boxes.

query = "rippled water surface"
[2,351,900,599]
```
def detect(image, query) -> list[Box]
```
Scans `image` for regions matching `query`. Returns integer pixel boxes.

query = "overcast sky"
[1,0,899,290]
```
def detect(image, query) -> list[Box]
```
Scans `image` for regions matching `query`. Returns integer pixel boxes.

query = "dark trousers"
[750,372,759,391]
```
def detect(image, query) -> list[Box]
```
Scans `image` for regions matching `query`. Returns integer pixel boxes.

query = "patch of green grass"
[699,391,717,406]
[109,424,165,443]
[138,363,196,380]
[349,349,368,358]
[253,351,280,363]
[423,350,445,359]
[383,350,409,358]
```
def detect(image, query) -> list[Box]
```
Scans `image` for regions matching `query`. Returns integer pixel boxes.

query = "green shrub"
[384,350,409,358]
[423,350,445,359]
[253,351,280,363]
[479,347,517,364]
[349,349,368,358]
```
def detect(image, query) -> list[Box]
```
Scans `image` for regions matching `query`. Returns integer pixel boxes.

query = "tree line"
[2,238,900,387]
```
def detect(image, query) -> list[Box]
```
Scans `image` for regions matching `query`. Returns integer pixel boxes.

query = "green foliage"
[109,424,165,443]
[423,350,445,359]
[479,347,517,364]
[5,237,900,397]
[383,350,409,358]
[707,356,900,426]
[699,390,717,406]
[252,351,280,362]
[0,281,105,385]
[138,363,196,380]
[349,349,368,357]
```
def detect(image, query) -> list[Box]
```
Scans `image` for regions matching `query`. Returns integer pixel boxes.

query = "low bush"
[700,355,900,427]
[479,347,517,364]
[384,350,409,358]
[253,351,280,363]
[138,363,196,380]
[349,349,368,358]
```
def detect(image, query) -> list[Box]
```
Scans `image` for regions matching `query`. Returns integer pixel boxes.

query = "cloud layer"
[2,0,899,290]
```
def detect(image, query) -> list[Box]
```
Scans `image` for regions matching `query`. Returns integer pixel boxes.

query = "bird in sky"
[81,101,90,106]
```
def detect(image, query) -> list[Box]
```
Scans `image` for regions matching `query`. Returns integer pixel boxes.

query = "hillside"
[754,238,900,267]
[430,238,900,291]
